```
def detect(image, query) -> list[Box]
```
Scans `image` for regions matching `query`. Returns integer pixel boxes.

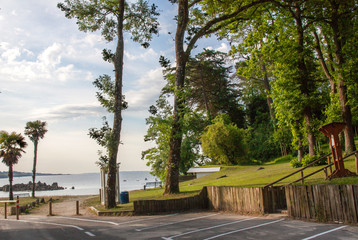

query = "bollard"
[5,202,7,219]
[49,200,52,216]
[76,201,79,215]
[16,196,19,220]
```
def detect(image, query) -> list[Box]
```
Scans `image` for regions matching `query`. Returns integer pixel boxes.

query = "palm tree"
[24,120,47,198]
[0,131,27,200]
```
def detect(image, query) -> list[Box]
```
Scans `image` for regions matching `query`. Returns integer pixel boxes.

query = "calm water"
[0,171,158,198]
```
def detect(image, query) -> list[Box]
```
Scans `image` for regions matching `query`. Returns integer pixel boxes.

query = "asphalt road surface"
[1,211,358,240]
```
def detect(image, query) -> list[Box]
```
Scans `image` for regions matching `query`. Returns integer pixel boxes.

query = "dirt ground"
[29,195,96,216]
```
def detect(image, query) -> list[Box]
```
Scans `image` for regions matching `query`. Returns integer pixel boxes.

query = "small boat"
[123,180,127,182]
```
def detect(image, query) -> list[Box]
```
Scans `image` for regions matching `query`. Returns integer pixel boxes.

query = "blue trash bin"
[120,191,129,204]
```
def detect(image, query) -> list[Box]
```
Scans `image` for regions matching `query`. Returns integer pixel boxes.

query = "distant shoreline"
[0,171,68,179]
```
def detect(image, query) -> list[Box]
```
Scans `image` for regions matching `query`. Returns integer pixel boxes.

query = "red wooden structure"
[319,122,356,179]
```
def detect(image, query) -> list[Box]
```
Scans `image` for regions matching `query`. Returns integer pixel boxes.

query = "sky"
[0,0,229,174]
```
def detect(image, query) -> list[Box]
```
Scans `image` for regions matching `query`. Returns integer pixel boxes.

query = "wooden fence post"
[16,196,19,220]
[4,202,7,219]
[324,168,328,179]
[76,201,79,215]
[49,200,52,216]
[301,171,304,184]
[328,156,333,174]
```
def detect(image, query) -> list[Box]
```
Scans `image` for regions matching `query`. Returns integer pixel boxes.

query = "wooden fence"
[133,187,208,214]
[285,185,358,223]
[134,186,285,215]
[207,186,286,214]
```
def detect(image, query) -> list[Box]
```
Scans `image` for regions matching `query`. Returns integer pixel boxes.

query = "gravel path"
[29,195,96,216]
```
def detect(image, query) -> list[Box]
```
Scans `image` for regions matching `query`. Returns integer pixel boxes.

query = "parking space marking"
[162,217,257,240]
[116,213,179,225]
[135,213,219,232]
[54,216,119,225]
[203,218,285,240]
[85,231,96,237]
[301,225,347,240]
[3,218,84,231]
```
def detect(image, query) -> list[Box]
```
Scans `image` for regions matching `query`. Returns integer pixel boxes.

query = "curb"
[90,206,134,216]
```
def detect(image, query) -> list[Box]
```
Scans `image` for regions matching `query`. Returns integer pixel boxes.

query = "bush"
[302,154,327,167]
[290,158,302,168]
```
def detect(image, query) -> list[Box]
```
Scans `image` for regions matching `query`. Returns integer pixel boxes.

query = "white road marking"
[85,231,96,237]
[5,219,84,231]
[135,213,219,232]
[55,216,119,225]
[162,217,258,240]
[203,218,285,240]
[301,225,348,240]
[116,213,179,225]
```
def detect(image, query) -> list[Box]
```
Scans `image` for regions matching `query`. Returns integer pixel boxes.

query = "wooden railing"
[264,151,358,188]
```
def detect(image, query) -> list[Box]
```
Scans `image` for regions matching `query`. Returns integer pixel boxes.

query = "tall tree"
[24,120,48,198]
[0,131,27,200]
[58,0,159,208]
[165,0,271,194]
[312,0,357,153]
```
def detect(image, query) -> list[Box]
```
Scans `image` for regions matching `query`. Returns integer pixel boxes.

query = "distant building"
[187,167,221,179]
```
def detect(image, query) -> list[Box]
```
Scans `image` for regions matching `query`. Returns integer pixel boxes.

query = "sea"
[0,171,158,198]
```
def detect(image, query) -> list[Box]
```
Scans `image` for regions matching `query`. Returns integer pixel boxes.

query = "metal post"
[99,189,102,203]
[76,201,79,215]
[5,202,7,219]
[16,196,19,220]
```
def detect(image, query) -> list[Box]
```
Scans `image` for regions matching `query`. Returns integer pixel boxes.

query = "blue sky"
[0,0,229,174]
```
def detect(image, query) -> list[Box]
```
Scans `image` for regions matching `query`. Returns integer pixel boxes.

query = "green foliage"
[58,0,159,46]
[201,114,248,165]
[302,154,327,167]
[290,158,302,168]
[24,120,48,143]
[0,131,27,167]
[142,96,206,181]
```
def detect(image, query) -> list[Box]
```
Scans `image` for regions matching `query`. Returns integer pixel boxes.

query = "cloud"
[1,47,21,62]
[125,68,165,112]
[124,48,158,61]
[0,42,94,83]
[28,103,106,121]
[38,43,62,67]
[216,43,229,53]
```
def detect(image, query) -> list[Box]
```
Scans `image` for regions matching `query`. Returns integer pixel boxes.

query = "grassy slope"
[86,152,358,211]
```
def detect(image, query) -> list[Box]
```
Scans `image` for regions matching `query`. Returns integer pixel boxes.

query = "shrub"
[290,158,302,168]
[302,154,327,167]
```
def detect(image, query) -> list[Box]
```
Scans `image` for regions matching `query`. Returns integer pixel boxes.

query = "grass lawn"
[85,151,358,212]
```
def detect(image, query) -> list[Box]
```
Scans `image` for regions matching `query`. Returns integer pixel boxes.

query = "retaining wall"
[133,187,208,214]
[285,185,358,223]
[207,186,286,214]
[133,186,285,215]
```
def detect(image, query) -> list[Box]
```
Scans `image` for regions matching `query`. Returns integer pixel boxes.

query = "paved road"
[1,211,358,239]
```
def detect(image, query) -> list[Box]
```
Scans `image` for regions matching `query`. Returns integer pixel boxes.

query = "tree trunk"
[165,0,189,195]
[106,0,125,208]
[8,164,13,200]
[32,141,38,198]
[297,139,303,163]
[312,29,335,94]
[331,12,356,153]
[294,3,316,156]
[261,61,275,122]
